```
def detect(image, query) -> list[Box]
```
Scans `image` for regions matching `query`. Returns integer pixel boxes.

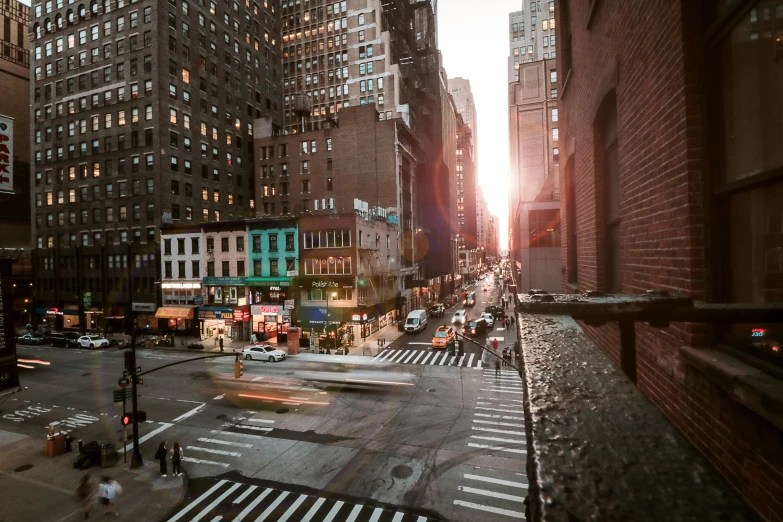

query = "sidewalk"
[0,429,186,522]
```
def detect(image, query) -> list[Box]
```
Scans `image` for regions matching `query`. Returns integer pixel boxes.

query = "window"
[221,260,230,277]
[596,91,620,293]
[552,128,559,141]
[269,234,278,252]
[551,108,558,122]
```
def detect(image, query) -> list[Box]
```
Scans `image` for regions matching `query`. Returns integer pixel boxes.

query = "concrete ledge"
[680,346,783,432]
[517,313,757,522]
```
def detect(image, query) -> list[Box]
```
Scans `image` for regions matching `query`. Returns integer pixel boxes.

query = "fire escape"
[357,239,396,307]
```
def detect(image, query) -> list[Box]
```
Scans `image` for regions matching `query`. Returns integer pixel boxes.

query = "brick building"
[456,116,477,251]
[556,0,783,519]
[29,0,283,249]
[0,0,31,248]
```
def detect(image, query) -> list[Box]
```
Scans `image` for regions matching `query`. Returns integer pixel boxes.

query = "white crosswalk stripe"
[452,472,527,520]
[166,479,436,522]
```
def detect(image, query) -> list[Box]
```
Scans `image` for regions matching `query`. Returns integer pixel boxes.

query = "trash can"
[65,435,74,453]
[100,443,118,468]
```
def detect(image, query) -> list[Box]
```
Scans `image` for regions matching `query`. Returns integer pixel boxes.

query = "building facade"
[456,116,477,251]
[29,0,283,249]
[0,0,31,248]
[508,58,560,292]
[448,76,478,166]
[556,0,783,519]
[508,1,557,82]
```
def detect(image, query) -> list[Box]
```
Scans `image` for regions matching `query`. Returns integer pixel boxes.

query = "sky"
[439,0,518,251]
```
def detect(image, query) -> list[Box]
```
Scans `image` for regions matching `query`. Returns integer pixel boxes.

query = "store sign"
[0,116,14,194]
[132,302,155,312]
[203,277,247,286]
[252,305,281,315]
[46,308,63,316]
[162,282,201,289]
[269,286,281,291]
[284,299,295,310]
[309,280,354,289]
[351,314,361,322]
[287,270,299,277]
[233,308,249,322]
[198,308,234,320]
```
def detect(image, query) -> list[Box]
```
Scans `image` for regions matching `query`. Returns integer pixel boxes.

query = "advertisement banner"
[0,116,13,194]
[0,260,20,396]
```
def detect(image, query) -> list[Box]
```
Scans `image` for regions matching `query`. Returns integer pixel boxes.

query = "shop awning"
[155,307,195,319]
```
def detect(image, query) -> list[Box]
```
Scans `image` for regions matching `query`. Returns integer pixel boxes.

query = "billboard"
[0,260,20,396]
[0,116,13,194]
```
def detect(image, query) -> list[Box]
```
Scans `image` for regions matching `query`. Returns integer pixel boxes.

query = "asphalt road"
[2,279,526,521]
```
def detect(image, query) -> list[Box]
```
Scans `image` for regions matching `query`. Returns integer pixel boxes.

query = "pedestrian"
[214,335,218,347]
[155,441,168,476]
[503,348,511,368]
[514,340,520,357]
[98,475,121,517]
[510,316,515,327]
[171,442,183,477]
[75,473,96,519]
[219,336,224,352]
[494,356,501,377]
[492,337,499,351]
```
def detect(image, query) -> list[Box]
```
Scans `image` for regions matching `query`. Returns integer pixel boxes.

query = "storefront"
[154,305,197,335]
[356,299,397,341]
[203,277,248,306]
[198,305,251,342]
[36,306,79,332]
[250,304,292,344]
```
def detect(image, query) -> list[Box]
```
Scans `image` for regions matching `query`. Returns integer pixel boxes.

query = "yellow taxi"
[431,325,455,349]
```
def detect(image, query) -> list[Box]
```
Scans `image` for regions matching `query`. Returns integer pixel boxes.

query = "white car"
[242,345,287,362]
[481,313,495,327]
[452,310,467,324]
[78,335,109,349]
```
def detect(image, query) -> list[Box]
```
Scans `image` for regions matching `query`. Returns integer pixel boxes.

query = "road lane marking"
[411,351,426,364]
[233,485,258,504]
[471,435,526,445]
[480,388,524,394]
[430,352,442,365]
[473,426,526,436]
[458,486,525,502]
[234,488,273,522]
[389,351,408,363]
[368,507,385,522]
[391,513,405,522]
[464,474,528,488]
[256,490,289,521]
[407,342,432,345]
[456,354,465,366]
[172,403,206,422]
[476,406,522,414]
[245,418,275,424]
[187,446,242,457]
[197,438,253,448]
[477,360,483,368]
[192,482,242,522]
[402,351,418,363]
[277,493,308,522]
[468,443,527,455]
[235,425,274,432]
[478,397,524,403]
[473,419,526,428]
[322,500,344,522]
[167,480,229,521]
[379,350,396,361]
[440,353,449,365]
[210,430,268,439]
[300,497,326,522]
[182,457,231,467]
[213,395,224,400]
[467,354,475,367]
[345,504,364,522]
[129,422,174,449]
[474,412,525,421]
[420,352,434,365]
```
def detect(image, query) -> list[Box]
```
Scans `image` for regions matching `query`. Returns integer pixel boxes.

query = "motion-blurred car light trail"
[17,358,51,365]
[345,378,415,386]
[16,363,35,369]
[238,393,330,406]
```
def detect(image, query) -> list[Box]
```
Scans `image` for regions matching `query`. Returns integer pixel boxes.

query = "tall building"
[476,185,489,251]
[508,58,560,292]
[439,57,459,279]
[448,76,478,165]
[556,1,782,519]
[456,115,476,250]
[29,0,283,249]
[0,0,31,248]
[508,1,557,82]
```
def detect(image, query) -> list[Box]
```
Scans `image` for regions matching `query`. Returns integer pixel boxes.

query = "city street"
[0,282,526,521]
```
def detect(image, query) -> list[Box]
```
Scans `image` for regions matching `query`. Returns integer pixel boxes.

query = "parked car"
[18,334,46,345]
[47,332,80,348]
[404,310,428,333]
[242,345,287,362]
[77,335,110,349]
[484,306,507,319]
[431,325,455,349]
[428,304,445,317]
[465,318,489,337]
[452,310,467,324]
[481,313,495,327]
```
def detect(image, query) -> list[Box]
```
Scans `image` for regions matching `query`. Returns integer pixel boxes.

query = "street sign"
[284,299,295,310]
[112,389,131,402]
[118,376,130,388]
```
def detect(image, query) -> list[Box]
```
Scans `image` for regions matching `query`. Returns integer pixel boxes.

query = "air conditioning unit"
[237,248,244,252]
[207,248,214,253]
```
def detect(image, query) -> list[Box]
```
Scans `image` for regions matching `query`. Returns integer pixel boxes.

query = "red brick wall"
[556,1,783,519]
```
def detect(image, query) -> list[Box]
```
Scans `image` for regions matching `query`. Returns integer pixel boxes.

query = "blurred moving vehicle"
[465,318,489,336]
[242,345,287,362]
[431,325,455,349]
[77,335,110,349]
[404,310,428,333]
[428,304,445,317]
[452,310,467,324]
[18,334,47,345]
[463,291,476,307]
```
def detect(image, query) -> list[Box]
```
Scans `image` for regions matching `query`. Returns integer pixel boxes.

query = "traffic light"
[121,413,133,426]
[120,411,146,426]
[234,359,244,378]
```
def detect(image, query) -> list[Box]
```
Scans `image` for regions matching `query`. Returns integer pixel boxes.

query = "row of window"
[163,233,295,255]
[164,257,295,279]
[37,228,156,249]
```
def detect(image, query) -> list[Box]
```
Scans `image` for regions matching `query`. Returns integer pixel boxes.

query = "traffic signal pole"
[129,323,143,469]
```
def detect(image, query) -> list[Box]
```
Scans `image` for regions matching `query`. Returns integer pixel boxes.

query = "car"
[481,313,495,327]
[463,291,476,307]
[452,310,467,324]
[465,318,489,336]
[428,304,445,317]
[431,325,455,349]
[242,345,287,362]
[77,335,110,349]
[47,332,80,348]
[484,306,507,319]
[18,334,46,345]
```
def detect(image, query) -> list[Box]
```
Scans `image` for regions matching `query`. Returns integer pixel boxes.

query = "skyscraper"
[29,0,283,249]
[448,77,477,166]
[508,1,557,83]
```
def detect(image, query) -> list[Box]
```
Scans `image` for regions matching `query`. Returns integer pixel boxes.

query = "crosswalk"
[373,348,485,368]
[467,369,527,457]
[182,418,277,469]
[454,469,528,520]
[167,478,444,522]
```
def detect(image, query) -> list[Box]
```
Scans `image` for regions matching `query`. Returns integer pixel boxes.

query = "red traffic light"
[121,414,132,426]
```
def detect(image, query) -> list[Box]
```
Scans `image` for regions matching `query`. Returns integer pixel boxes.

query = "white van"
[405,310,428,333]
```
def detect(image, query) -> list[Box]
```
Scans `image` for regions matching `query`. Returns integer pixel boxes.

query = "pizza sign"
[0,116,13,194]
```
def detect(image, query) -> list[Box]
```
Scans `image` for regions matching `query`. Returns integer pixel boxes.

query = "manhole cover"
[216,414,227,420]
[14,464,33,472]
[276,408,289,414]
[427,389,437,393]
[391,465,413,479]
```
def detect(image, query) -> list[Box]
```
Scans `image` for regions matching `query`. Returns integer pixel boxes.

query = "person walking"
[155,441,168,476]
[98,475,121,517]
[492,337,499,351]
[494,355,501,377]
[75,473,96,519]
[219,336,224,352]
[503,348,511,368]
[171,442,183,477]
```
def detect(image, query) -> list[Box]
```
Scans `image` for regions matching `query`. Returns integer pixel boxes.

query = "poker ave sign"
[0,116,13,194]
